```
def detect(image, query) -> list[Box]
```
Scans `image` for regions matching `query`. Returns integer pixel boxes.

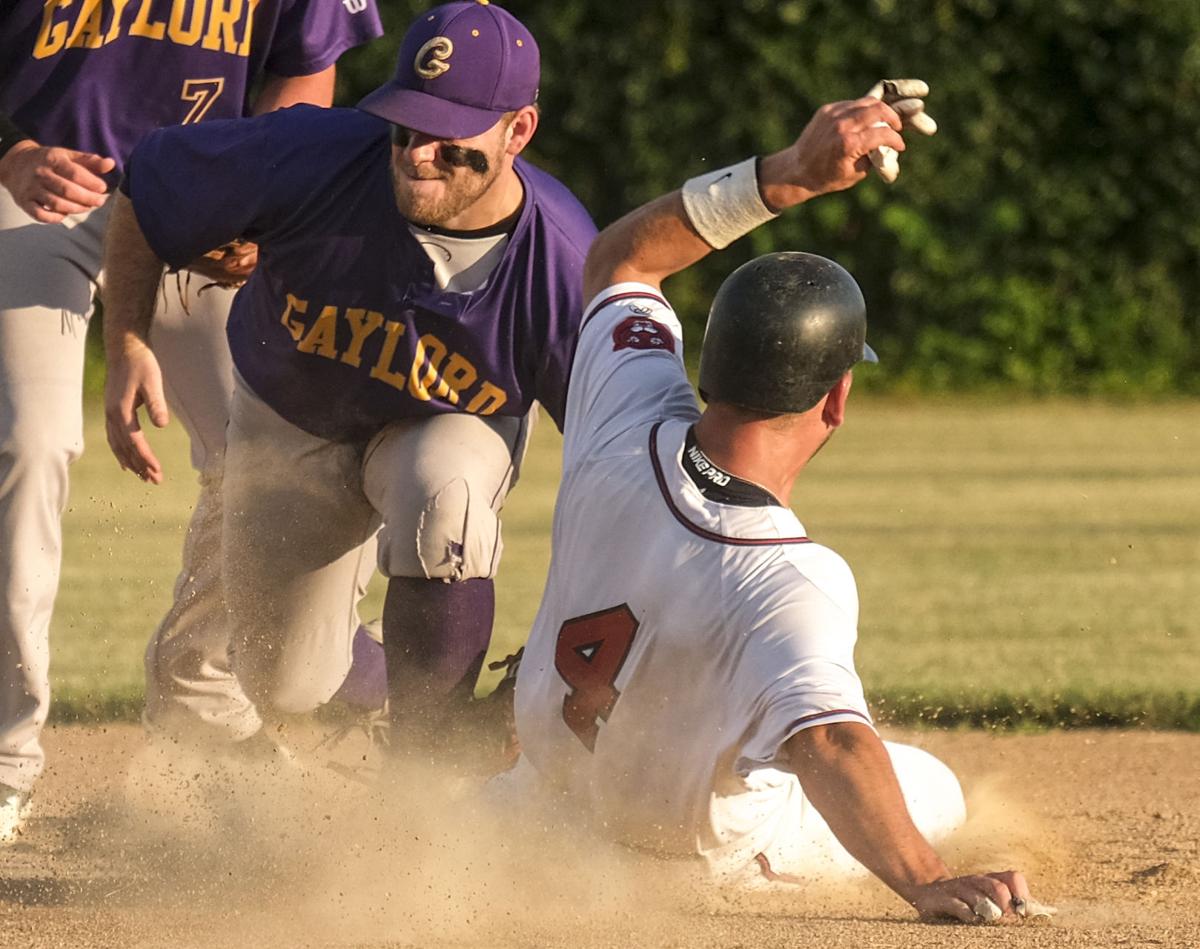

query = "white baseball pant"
[744,740,967,883]
[487,741,966,887]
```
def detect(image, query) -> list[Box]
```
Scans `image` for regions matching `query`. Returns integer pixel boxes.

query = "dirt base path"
[1,725,1196,948]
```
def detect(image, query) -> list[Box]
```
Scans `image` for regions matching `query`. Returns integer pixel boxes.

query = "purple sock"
[329,624,388,710]
[382,576,494,731]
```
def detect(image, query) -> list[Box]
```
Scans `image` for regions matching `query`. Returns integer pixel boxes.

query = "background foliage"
[335,0,1200,394]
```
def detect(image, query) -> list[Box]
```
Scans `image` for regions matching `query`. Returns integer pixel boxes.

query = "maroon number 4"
[554,604,639,751]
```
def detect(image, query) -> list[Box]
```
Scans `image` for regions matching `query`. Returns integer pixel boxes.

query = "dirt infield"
[0,725,1195,948]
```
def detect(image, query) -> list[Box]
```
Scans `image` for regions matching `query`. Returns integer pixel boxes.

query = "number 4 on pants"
[554,604,639,751]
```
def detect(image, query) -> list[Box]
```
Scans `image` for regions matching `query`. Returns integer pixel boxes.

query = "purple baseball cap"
[357,2,539,140]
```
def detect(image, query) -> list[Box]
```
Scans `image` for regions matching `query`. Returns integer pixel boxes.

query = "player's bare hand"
[0,141,115,223]
[758,97,906,207]
[104,341,169,484]
[185,238,259,288]
[904,870,1053,924]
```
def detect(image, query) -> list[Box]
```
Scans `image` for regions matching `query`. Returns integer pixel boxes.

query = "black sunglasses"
[390,126,490,174]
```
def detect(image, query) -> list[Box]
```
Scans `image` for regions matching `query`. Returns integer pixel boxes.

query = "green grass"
[790,399,1200,728]
[52,396,1200,727]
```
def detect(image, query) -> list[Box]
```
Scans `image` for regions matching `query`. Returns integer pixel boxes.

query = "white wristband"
[681,157,779,250]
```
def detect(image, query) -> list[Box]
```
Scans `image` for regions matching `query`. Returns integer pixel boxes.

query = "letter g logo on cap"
[414,37,454,79]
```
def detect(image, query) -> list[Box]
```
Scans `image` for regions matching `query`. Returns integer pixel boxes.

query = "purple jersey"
[123,106,597,440]
[0,0,382,175]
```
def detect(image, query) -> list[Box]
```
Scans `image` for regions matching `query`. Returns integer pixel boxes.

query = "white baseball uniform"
[510,283,965,884]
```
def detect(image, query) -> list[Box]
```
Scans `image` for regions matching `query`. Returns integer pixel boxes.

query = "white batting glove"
[1012,896,1058,920]
[971,896,1003,922]
[864,78,938,183]
[971,894,1058,924]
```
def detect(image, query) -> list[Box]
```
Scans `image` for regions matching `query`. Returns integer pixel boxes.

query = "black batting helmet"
[698,252,877,415]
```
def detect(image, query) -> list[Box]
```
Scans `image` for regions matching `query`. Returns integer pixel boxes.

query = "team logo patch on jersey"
[612,316,675,353]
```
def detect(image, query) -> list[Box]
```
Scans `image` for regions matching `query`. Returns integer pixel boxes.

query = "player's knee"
[884,742,967,843]
[378,477,501,581]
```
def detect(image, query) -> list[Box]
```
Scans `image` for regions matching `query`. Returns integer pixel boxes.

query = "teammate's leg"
[221,373,379,725]
[0,193,106,809]
[142,282,258,739]
[361,410,534,749]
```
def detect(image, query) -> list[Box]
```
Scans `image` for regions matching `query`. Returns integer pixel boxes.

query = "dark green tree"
[335,0,1200,394]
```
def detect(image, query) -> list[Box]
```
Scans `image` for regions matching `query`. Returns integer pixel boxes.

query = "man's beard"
[391,148,505,227]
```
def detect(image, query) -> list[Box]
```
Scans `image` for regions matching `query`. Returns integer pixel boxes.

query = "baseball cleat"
[440,648,525,776]
[314,703,391,785]
[0,784,32,844]
[384,649,524,782]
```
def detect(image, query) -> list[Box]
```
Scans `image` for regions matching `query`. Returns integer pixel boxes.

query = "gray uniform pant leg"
[143,282,260,740]
[221,374,530,718]
[0,192,107,792]
[364,409,533,581]
[221,375,378,717]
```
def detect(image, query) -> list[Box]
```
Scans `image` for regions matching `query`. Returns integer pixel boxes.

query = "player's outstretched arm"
[582,94,910,301]
[786,723,1040,923]
[102,192,170,484]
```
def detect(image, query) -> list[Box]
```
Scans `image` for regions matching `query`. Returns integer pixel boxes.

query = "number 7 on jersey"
[554,604,639,751]
[180,78,226,124]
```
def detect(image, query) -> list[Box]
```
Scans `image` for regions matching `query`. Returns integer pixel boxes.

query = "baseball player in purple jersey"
[103,3,597,770]
[0,0,382,841]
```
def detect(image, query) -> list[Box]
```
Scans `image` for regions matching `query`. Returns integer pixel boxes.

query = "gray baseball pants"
[0,189,256,788]
[219,373,531,722]
[140,278,261,741]
[0,189,101,793]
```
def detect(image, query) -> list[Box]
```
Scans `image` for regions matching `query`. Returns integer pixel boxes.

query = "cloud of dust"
[940,772,1070,906]
[105,736,715,948]
[83,726,929,948]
